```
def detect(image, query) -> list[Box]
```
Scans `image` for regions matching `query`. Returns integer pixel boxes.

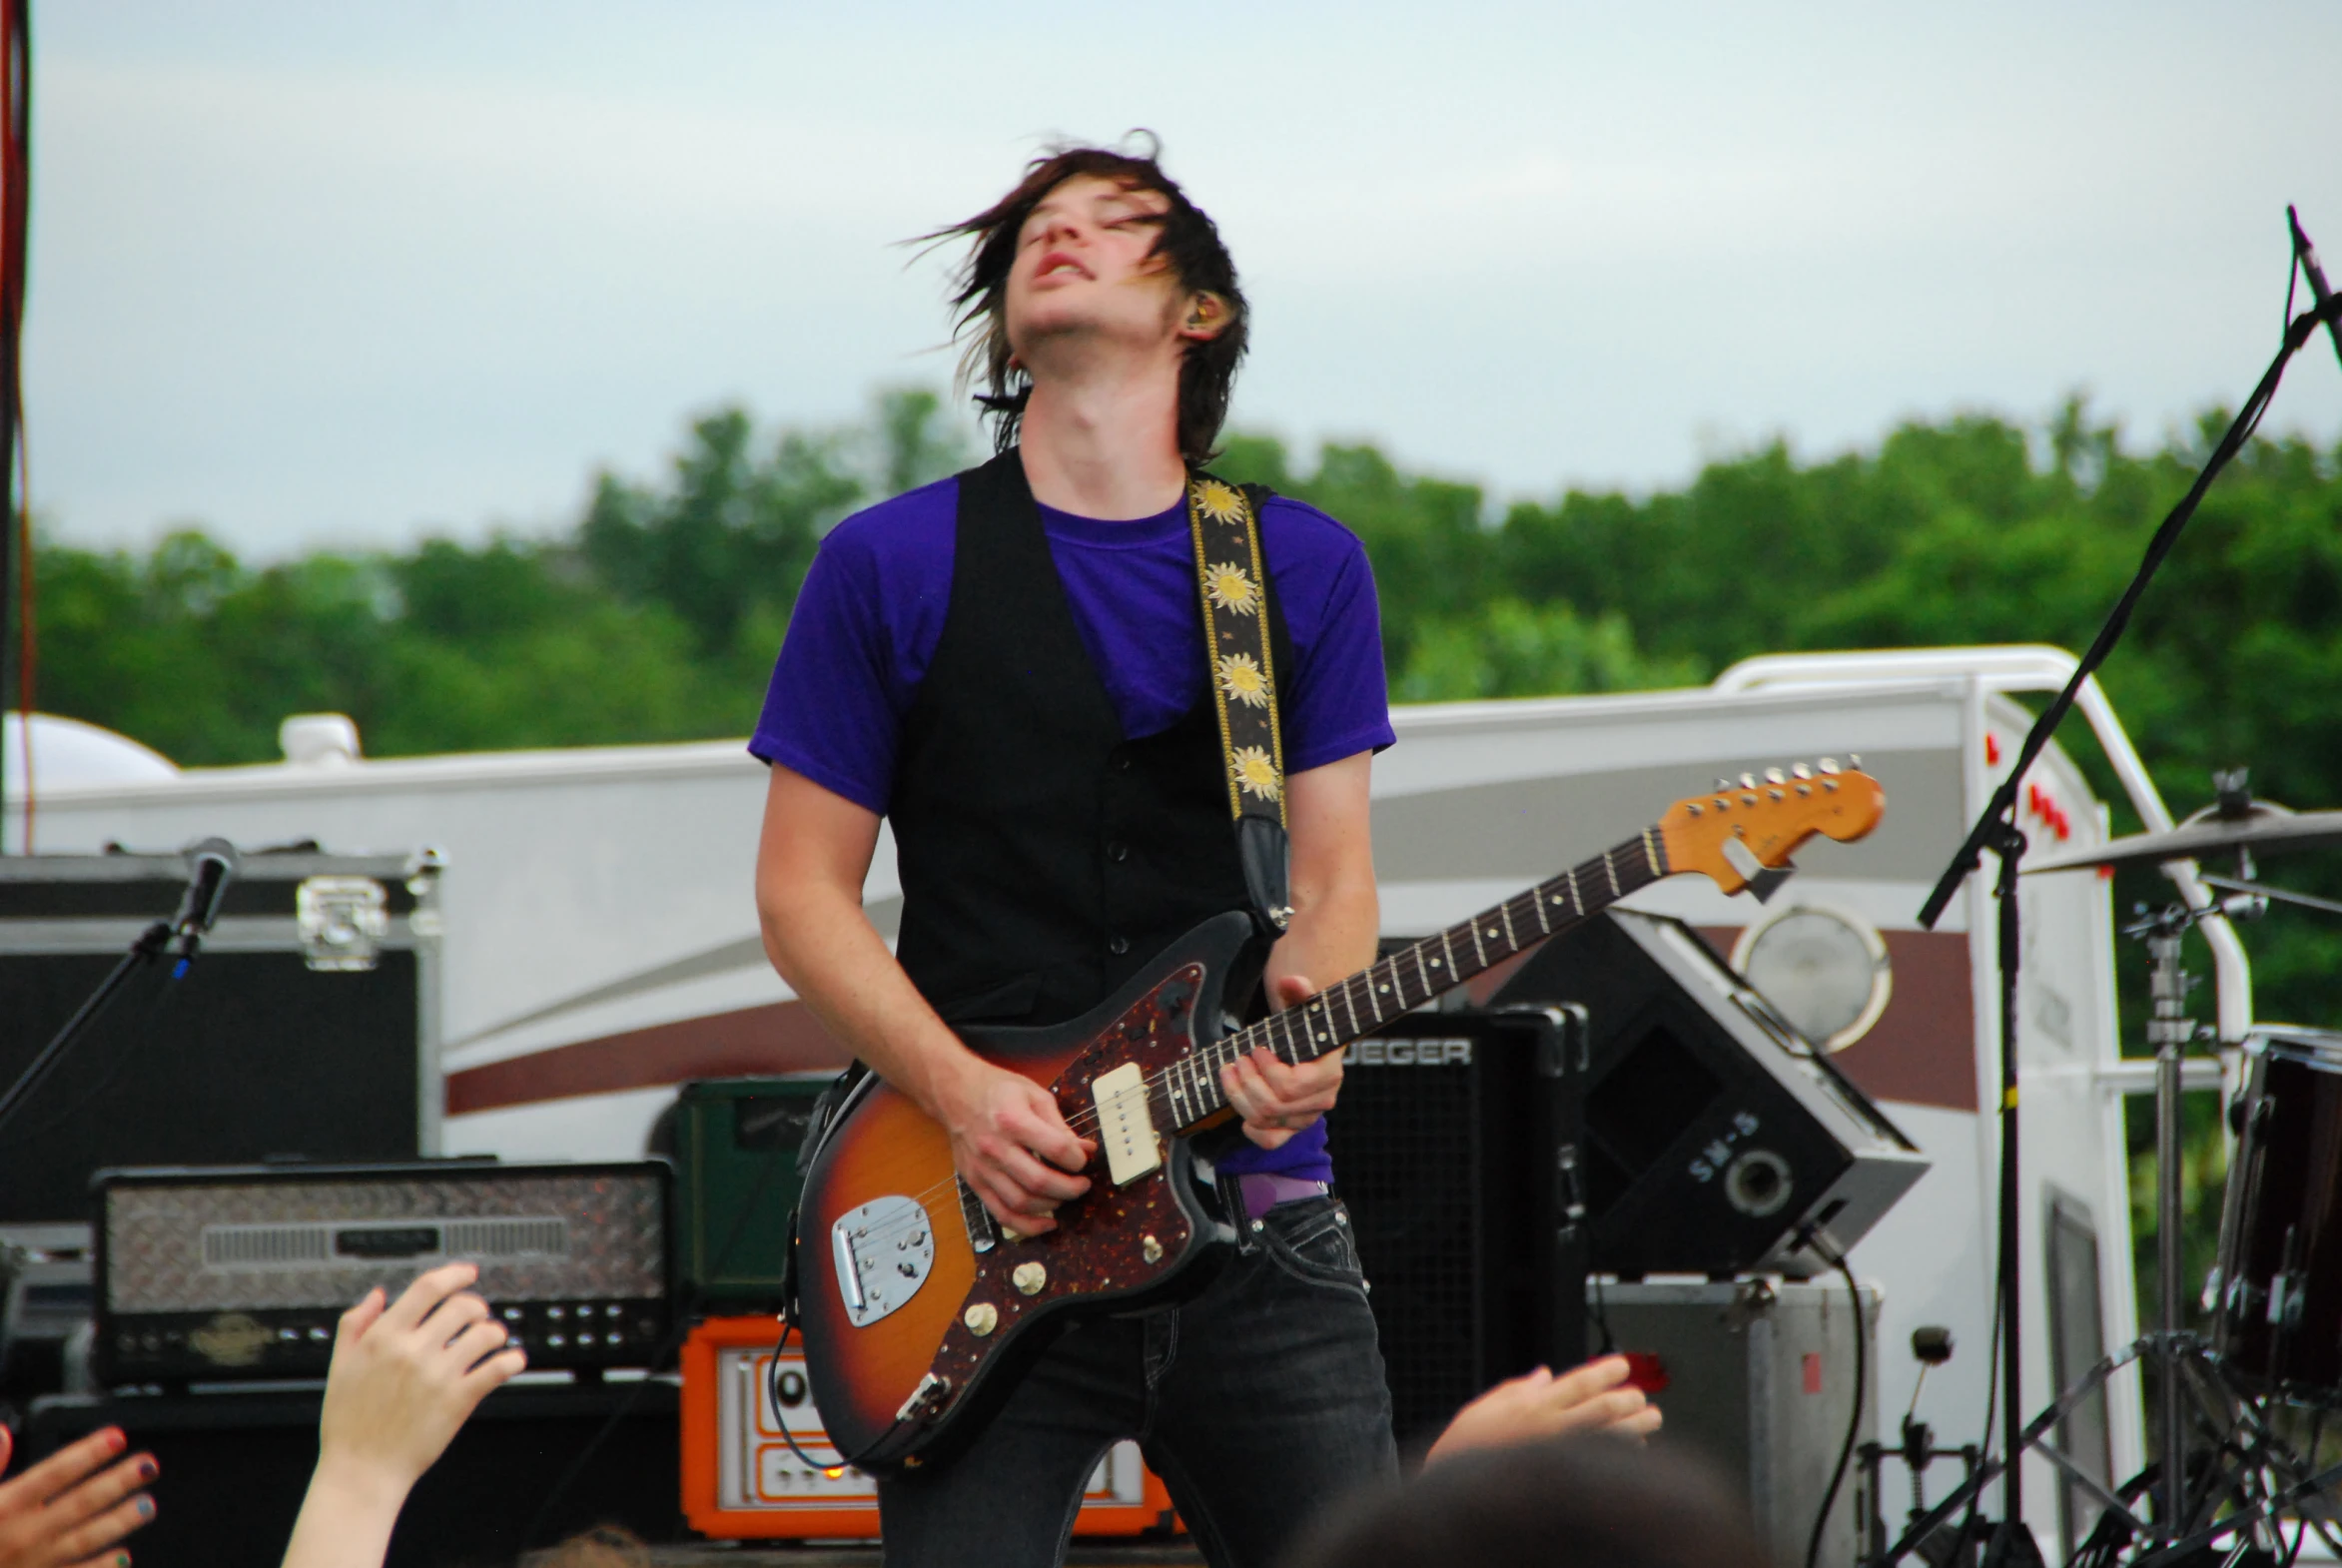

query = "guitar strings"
[823,859,1657,1259]
[823,884,1604,1260]
[822,833,1680,1258]
[819,799,1867,1264]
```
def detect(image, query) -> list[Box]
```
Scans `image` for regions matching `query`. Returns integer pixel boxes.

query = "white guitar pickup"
[1092,1063,1162,1186]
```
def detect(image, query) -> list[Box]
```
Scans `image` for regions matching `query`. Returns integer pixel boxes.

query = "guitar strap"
[1185,474,1292,938]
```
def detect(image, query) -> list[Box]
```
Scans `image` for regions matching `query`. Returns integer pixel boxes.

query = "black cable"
[1805,1237,1867,1568]
[1964,1248,2005,1543]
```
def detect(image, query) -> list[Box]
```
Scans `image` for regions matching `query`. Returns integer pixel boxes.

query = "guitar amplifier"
[678,1315,1179,1539]
[1323,1008,1588,1448]
[1493,911,1927,1279]
[660,1077,827,1310]
[0,849,441,1227]
[94,1161,671,1385]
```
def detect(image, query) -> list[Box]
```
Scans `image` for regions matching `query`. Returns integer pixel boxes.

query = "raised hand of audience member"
[0,1424,158,1568]
[279,1261,526,1568]
[1425,1354,1661,1466]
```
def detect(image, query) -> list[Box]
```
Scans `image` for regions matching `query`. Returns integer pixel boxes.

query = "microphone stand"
[1912,229,2342,1564]
[0,839,236,1139]
[0,916,171,1138]
[2290,207,2342,375]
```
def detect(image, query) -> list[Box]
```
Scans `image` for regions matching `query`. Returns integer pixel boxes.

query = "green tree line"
[25,388,2342,962]
[19,384,2342,1316]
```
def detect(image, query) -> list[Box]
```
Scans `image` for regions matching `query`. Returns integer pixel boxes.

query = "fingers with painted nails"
[0,1423,158,1568]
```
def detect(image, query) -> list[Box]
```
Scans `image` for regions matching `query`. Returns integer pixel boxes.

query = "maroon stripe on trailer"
[445,1000,855,1116]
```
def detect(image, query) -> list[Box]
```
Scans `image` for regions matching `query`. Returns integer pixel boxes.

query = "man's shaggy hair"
[923,136,1248,467]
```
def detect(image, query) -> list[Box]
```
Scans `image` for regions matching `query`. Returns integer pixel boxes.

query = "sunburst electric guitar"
[794,762,1885,1469]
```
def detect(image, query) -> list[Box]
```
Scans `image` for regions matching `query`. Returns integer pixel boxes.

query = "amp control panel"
[679,1316,1180,1539]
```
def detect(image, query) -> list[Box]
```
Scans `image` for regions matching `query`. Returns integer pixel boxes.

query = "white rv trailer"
[6,646,2240,1553]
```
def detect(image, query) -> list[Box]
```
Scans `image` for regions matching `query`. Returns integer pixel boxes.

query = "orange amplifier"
[680,1316,1181,1539]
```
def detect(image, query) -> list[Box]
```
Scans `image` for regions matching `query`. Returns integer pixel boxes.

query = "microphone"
[171,838,239,968]
[2289,206,2342,374]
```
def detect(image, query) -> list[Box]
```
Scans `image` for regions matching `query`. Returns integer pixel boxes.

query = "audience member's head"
[531,1526,649,1568]
[1280,1432,1766,1568]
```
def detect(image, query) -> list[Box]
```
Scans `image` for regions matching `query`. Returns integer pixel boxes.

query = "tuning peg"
[1764,767,1787,785]
[1818,758,1841,775]
[1716,777,1734,791]
[1740,772,1758,790]
[1849,753,1863,770]
[1791,763,1814,780]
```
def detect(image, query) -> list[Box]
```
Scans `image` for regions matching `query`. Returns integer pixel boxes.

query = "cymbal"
[2026,804,2342,874]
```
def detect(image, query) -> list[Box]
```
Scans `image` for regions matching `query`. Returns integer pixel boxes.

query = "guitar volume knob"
[963,1302,999,1337]
[1013,1261,1048,1295]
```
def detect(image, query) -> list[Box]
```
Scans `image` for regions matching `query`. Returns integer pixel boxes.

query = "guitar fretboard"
[1153,827,1669,1135]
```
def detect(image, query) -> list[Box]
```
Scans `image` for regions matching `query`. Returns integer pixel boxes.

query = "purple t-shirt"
[751,473,1395,1182]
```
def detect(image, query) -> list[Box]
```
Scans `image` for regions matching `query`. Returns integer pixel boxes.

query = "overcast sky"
[27,1,2342,559]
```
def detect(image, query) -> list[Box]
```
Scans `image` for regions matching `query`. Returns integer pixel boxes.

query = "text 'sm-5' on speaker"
[1492,910,1927,1279]
[1322,1009,1587,1449]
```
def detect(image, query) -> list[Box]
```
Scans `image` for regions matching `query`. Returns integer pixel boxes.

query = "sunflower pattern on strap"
[1192,478,1247,524]
[1203,561,1259,615]
[1188,473,1285,826]
[1216,651,1270,707]
[1231,745,1282,803]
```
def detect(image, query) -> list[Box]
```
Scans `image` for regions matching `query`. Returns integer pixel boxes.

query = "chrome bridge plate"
[832,1195,934,1327]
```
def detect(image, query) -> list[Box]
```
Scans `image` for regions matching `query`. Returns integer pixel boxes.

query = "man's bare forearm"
[1265,861,1379,997]
[757,879,979,1119]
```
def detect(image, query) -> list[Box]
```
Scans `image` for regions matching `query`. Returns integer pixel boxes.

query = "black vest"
[889,449,1295,1029]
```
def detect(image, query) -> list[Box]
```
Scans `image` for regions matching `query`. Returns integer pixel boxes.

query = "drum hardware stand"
[1860,1327,1986,1565]
[1916,217,2342,1559]
[2131,902,2218,1536]
[1860,1334,2313,1566]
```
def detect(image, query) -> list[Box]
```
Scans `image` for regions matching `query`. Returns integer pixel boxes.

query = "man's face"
[1004,174,1186,362]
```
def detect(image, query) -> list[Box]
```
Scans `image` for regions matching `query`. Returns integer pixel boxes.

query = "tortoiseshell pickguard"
[924,963,1211,1410]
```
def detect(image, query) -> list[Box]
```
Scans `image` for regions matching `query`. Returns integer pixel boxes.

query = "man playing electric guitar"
[753,142,1397,1565]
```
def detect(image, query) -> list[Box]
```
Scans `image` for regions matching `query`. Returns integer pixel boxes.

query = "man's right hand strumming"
[937,1056,1096,1236]
[755,763,1098,1235]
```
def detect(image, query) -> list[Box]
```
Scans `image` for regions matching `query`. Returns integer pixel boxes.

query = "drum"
[2211,1029,2342,1399]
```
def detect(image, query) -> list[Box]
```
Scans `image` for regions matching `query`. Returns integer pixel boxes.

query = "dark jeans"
[877,1195,1399,1568]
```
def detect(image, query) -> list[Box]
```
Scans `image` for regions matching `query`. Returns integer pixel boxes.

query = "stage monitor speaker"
[1322,1008,1586,1448]
[1492,910,1926,1279]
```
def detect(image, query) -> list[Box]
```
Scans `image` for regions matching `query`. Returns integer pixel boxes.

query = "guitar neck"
[1166,826,1671,1135]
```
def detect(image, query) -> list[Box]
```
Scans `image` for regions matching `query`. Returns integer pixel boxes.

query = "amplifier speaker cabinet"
[679,1315,1178,1539]
[0,849,442,1227]
[1493,910,1926,1278]
[1589,1277,1880,1568]
[12,1380,680,1567]
[660,1076,827,1311]
[1321,1008,1587,1449]
[95,1161,671,1386]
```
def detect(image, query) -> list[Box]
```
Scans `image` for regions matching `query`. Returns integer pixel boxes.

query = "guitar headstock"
[1659,759,1886,896]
